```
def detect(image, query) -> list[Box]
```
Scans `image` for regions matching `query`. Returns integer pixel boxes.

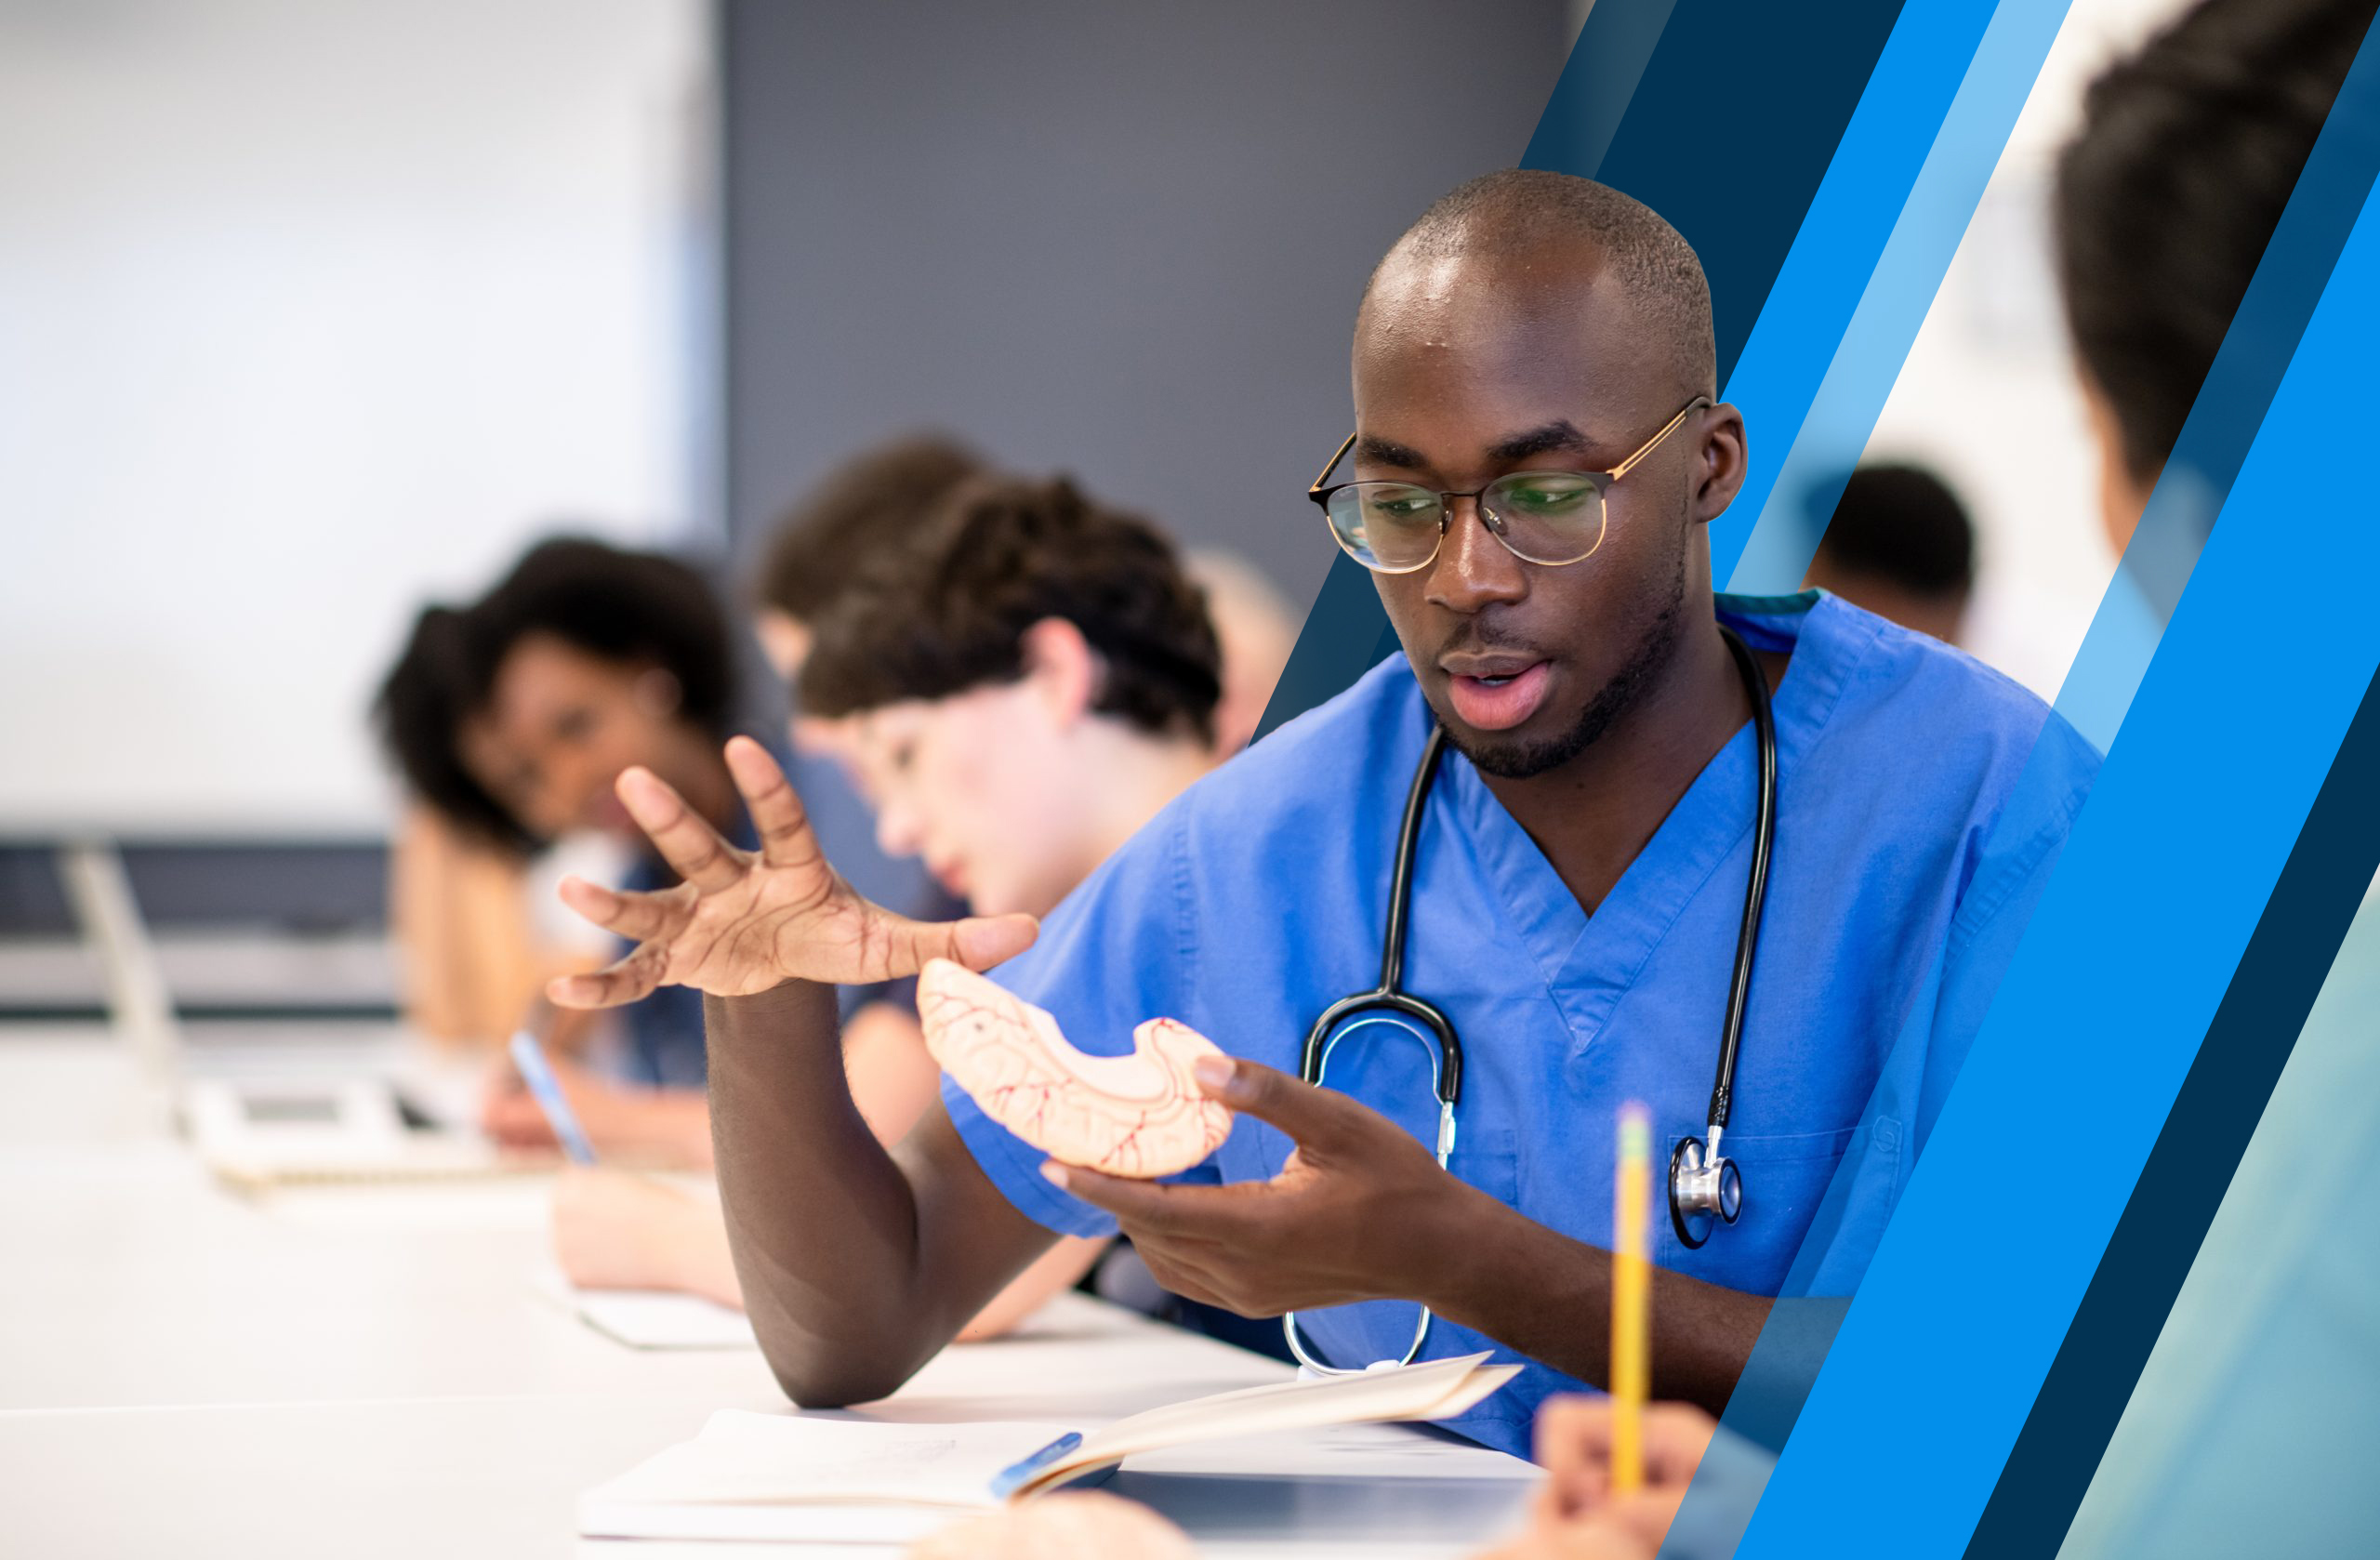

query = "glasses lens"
[1325,483,1444,572]
[1483,472,1606,565]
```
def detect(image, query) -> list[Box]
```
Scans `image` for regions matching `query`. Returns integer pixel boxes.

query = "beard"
[1440,546,1689,781]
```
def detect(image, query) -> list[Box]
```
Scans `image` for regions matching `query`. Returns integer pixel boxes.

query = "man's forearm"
[706,983,1013,1406]
[1424,1186,1769,1415]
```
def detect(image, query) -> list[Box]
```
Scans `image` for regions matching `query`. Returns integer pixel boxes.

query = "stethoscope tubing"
[1290,628,1778,1364]
[1706,626,1777,1134]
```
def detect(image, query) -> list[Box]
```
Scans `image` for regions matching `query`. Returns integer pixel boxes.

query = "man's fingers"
[874,907,1039,980]
[556,875,689,943]
[1128,1245,1232,1310]
[1041,1161,1181,1229]
[1192,1056,1353,1151]
[615,767,746,892]
[548,942,668,1010]
[1043,1161,1248,1238]
[724,736,824,874]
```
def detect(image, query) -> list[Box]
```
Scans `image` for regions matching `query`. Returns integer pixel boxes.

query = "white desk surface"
[0,1032,1538,1556]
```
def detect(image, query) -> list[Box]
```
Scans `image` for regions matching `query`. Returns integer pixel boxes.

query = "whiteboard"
[0,0,709,836]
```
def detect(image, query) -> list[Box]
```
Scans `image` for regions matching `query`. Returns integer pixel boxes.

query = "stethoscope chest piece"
[1668,1128,1743,1249]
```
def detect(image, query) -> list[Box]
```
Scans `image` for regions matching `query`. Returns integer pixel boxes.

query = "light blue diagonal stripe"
[1733,174,2380,1560]
[1715,0,2070,591]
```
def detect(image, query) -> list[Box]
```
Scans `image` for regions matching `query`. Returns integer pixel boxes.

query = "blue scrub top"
[945,591,2099,1457]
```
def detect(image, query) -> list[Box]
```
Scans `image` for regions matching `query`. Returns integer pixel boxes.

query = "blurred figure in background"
[2056,0,2376,558]
[752,433,989,744]
[553,472,1236,1339]
[377,537,750,1164]
[1183,548,1299,754]
[2046,1,2380,1556]
[749,433,1295,762]
[743,433,989,1132]
[1800,463,1976,646]
[425,442,987,1165]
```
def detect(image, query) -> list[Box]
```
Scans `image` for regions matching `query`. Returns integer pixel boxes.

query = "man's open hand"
[1044,1055,1479,1317]
[549,736,1038,1008]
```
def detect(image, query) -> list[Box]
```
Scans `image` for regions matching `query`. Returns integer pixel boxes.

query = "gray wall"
[721,0,1571,598]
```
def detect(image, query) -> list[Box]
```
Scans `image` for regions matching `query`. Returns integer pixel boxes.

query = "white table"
[0,1032,1538,1556]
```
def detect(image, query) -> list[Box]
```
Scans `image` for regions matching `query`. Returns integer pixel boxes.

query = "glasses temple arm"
[1607,396,1713,482]
[1309,431,1359,495]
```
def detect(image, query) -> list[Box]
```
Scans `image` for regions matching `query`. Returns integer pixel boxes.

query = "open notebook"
[579,1352,1520,1544]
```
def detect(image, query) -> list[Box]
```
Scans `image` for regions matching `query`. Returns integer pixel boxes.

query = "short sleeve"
[1919,715,2100,1151]
[941,800,1212,1237]
[1792,713,2099,1301]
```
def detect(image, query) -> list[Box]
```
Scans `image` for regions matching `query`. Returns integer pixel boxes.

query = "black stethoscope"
[1284,626,1778,1375]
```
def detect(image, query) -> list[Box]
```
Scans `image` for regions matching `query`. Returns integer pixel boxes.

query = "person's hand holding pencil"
[1471,1102,1714,1560]
[1474,1396,1718,1560]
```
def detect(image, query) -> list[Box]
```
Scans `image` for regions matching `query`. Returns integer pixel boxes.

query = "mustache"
[1434,619,1551,664]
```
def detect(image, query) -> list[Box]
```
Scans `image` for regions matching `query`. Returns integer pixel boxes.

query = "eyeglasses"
[1306,397,1712,574]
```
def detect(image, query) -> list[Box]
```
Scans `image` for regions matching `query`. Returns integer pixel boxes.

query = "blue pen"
[509,1029,598,1165]
[989,1432,1083,1500]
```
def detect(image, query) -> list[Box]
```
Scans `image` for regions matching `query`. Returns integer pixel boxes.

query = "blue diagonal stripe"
[1719,0,2070,590]
[1733,167,2380,1560]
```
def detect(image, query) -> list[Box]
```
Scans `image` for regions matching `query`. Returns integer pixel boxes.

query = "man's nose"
[1424,496,1527,614]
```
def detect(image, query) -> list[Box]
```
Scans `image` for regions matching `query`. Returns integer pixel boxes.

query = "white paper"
[534,1267,757,1350]
[577,1410,1080,1540]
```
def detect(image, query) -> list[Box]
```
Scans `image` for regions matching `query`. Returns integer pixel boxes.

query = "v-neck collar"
[1438,590,1871,1047]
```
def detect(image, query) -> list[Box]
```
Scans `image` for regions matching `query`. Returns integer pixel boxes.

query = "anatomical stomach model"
[918,960,1234,1178]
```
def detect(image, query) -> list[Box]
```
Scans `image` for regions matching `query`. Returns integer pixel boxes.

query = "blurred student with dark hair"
[1800,464,1976,646]
[752,432,988,688]
[377,537,749,1161]
[553,471,1234,1335]
[378,440,984,1164]
[2056,0,2376,560]
[2049,3,2380,1557]
[540,440,991,1283]
[751,431,1293,760]
[1496,3,2378,1555]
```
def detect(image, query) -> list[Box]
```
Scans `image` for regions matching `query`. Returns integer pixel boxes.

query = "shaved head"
[1343,168,1746,788]
[1361,168,1715,404]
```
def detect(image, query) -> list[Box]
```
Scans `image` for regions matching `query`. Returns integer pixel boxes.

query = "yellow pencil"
[1612,1102,1650,1495]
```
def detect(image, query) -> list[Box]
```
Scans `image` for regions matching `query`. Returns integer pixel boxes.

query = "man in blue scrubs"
[549,170,2098,1457]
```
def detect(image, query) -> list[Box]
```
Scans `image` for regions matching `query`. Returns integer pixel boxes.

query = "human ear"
[755,611,812,685]
[1017,617,1099,726]
[1688,402,1750,526]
